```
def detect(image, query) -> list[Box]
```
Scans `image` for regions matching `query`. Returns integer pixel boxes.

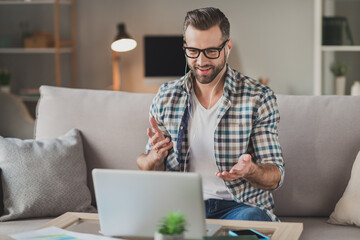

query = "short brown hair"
[183,7,230,41]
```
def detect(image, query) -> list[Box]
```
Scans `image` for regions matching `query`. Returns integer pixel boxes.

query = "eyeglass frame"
[183,39,229,59]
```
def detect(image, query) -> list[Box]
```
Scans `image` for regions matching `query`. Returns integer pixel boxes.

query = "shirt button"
[180,126,184,130]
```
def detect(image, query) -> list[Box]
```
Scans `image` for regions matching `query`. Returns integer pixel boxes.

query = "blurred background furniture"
[0,91,34,139]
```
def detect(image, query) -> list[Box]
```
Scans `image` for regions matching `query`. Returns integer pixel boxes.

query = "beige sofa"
[1,86,360,239]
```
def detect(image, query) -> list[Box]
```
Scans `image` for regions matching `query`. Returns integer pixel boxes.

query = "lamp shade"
[111,23,137,52]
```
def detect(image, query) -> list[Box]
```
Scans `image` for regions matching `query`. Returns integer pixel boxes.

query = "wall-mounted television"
[144,35,186,84]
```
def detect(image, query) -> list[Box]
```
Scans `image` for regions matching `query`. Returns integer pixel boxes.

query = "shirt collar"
[223,65,238,94]
[183,71,193,95]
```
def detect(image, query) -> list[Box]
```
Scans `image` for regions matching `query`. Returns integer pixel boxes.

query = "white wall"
[77,0,315,95]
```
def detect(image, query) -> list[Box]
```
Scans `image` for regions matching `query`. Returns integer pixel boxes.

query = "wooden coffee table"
[39,212,303,240]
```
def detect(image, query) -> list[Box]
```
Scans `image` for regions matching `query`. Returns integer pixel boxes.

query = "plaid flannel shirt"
[145,66,284,221]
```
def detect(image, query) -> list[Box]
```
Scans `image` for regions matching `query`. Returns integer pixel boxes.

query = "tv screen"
[145,36,186,78]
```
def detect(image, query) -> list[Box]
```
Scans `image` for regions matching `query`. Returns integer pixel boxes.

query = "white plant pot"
[154,231,184,240]
[350,81,360,96]
[335,76,346,95]
[0,85,10,93]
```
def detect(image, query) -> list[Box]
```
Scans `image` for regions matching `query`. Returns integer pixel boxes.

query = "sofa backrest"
[274,95,360,217]
[35,86,360,217]
[35,86,155,204]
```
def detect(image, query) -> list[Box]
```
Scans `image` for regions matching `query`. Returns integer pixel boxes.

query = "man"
[137,7,284,222]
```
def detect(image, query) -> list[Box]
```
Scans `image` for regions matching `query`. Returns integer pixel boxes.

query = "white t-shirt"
[188,89,233,201]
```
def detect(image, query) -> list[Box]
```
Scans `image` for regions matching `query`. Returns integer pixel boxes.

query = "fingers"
[229,165,241,174]
[229,154,252,173]
[147,128,155,139]
[152,137,172,152]
[216,154,253,181]
[215,171,239,181]
[149,131,166,148]
[149,117,162,134]
[153,140,173,154]
[148,117,173,157]
[239,154,251,163]
[148,117,166,146]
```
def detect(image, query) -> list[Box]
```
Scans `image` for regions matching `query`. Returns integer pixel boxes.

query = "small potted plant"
[155,211,187,240]
[330,62,348,95]
[0,68,11,93]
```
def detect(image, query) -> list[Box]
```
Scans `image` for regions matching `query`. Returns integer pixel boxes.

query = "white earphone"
[182,46,230,172]
[226,47,230,62]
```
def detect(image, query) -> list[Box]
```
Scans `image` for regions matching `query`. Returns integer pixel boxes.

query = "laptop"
[92,169,221,239]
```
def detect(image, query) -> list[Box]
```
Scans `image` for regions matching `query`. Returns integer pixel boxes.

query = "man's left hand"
[215,154,256,181]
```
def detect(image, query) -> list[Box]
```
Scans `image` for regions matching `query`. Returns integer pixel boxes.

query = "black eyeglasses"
[183,39,229,59]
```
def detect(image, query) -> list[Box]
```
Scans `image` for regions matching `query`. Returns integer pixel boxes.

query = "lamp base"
[112,51,120,91]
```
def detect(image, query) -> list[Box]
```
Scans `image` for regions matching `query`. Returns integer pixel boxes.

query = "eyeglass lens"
[185,48,220,59]
[184,40,228,59]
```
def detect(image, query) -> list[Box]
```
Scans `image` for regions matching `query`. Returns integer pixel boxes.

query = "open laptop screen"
[92,169,207,239]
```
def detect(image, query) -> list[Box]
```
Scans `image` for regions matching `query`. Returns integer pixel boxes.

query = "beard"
[189,57,226,85]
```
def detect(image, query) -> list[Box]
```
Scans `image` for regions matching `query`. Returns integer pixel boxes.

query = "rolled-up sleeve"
[251,90,284,190]
[144,86,171,155]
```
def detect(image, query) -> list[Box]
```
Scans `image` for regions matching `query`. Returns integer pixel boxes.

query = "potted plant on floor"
[330,62,348,95]
[0,68,11,93]
[155,211,187,240]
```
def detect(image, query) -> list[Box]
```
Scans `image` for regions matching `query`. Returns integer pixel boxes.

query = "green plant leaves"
[330,62,348,77]
[157,211,187,235]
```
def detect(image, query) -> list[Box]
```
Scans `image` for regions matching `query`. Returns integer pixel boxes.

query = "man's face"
[184,25,230,85]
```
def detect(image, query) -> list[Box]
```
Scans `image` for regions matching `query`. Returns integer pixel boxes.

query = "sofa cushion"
[273,95,360,217]
[281,217,360,240]
[0,217,53,239]
[35,86,156,203]
[0,129,95,221]
[328,150,360,227]
[0,169,3,216]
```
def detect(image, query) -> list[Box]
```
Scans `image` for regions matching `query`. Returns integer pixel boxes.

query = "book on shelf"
[322,16,353,46]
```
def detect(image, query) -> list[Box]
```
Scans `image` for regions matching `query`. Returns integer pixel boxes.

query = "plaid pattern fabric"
[145,66,284,221]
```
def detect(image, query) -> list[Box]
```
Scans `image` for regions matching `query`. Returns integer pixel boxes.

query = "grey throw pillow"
[0,169,3,216]
[0,128,96,221]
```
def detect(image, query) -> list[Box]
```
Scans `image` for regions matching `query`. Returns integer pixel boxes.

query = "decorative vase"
[335,76,346,95]
[0,85,10,93]
[351,81,360,96]
[154,231,184,240]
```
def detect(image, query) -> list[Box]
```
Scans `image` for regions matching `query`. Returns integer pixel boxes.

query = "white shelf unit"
[0,0,71,5]
[0,0,76,93]
[0,47,72,54]
[314,0,360,95]
[322,46,360,51]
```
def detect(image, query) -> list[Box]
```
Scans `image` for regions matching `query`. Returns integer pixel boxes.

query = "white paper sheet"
[10,226,122,240]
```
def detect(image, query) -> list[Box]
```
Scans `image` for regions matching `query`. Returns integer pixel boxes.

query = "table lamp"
[111,23,137,91]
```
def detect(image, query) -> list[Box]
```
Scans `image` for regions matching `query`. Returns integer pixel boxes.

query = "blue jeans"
[205,199,272,221]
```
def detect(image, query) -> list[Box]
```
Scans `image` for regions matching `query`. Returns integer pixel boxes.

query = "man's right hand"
[136,117,173,170]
